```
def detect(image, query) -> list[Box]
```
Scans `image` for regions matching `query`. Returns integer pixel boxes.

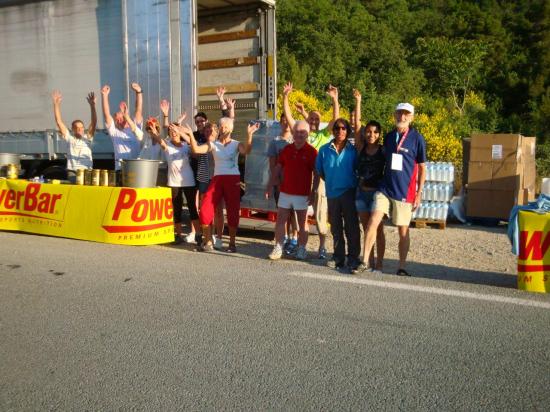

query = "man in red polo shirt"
[266,120,319,260]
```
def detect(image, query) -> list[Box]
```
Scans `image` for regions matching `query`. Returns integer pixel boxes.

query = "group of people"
[52,80,427,275]
[266,83,426,275]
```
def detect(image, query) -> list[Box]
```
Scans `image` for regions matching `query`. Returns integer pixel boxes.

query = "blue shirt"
[379,127,427,203]
[315,140,357,199]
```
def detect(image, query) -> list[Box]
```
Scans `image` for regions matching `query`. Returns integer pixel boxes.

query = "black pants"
[327,188,361,267]
[171,186,199,224]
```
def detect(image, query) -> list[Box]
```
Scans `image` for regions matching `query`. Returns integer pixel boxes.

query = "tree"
[415,37,487,115]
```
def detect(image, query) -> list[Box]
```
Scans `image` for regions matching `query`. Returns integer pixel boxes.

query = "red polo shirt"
[277,142,317,196]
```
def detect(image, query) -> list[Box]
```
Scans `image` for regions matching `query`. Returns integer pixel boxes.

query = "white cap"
[395,103,414,115]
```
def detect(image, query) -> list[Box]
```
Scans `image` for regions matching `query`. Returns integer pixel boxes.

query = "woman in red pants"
[176,118,259,252]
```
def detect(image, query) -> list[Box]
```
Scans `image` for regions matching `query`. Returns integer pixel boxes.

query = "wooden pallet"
[411,219,446,229]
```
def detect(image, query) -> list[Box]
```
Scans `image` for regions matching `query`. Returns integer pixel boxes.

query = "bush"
[276,89,349,123]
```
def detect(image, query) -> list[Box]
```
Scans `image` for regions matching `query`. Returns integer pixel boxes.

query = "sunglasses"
[333,125,347,131]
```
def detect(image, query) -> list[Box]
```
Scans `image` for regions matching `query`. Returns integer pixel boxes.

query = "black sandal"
[396,269,410,277]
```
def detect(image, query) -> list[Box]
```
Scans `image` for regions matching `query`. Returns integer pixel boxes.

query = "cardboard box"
[466,134,537,219]
[467,161,522,190]
[470,134,524,162]
[466,188,522,220]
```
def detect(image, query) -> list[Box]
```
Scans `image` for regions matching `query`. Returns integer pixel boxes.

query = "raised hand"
[86,92,96,106]
[225,97,235,109]
[247,122,260,135]
[130,82,142,93]
[283,82,293,96]
[216,86,226,101]
[52,90,62,105]
[353,89,361,100]
[295,102,305,113]
[101,85,110,96]
[327,84,338,99]
[160,99,170,117]
[176,111,187,125]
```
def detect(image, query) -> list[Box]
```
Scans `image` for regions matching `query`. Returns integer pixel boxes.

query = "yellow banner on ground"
[517,209,550,293]
[0,179,174,245]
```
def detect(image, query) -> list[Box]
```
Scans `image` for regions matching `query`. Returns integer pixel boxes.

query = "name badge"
[391,153,403,171]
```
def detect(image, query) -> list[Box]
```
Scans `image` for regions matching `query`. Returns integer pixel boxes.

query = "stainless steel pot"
[0,153,21,167]
[120,159,160,188]
[0,153,21,178]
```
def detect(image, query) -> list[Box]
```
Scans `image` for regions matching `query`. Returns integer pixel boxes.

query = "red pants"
[199,175,240,228]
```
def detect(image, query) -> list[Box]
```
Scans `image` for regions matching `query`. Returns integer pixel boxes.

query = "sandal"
[226,244,237,253]
[396,268,410,277]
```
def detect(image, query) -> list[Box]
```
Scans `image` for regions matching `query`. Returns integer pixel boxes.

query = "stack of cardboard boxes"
[466,134,536,220]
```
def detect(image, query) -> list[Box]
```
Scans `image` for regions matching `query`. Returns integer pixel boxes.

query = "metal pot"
[120,159,160,188]
[0,153,21,168]
[0,153,21,178]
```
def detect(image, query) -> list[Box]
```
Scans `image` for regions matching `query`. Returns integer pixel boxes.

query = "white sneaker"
[295,245,307,260]
[268,243,283,260]
[184,232,195,243]
[213,236,223,250]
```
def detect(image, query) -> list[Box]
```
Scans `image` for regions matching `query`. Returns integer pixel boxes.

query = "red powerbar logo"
[102,188,173,233]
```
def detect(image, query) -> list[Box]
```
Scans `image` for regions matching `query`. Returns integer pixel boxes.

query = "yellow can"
[6,164,18,179]
[75,169,85,185]
[91,169,100,186]
[84,169,92,185]
[108,171,117,187]
[100,169,109,186]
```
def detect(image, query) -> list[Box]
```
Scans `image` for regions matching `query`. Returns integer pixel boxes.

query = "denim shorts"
[355,189,377,213]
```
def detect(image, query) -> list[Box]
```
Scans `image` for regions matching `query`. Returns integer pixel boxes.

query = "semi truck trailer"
[0,0,277,178]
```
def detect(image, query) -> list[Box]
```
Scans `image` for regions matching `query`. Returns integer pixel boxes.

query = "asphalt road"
[1,231,549,411]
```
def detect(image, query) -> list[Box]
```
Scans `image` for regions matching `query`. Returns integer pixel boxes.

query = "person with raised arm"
[100,83,144,172]
[159,123,200,245]
[179,118,258,253]
[353,89,386,272]
[51,90,96,178]
[283,82,338,260]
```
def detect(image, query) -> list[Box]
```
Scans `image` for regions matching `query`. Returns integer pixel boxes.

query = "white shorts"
[277,192,308,210]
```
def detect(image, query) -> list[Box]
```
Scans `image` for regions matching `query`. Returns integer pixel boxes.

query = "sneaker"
[213,236,223,250]
[198,242,214,252]
[184,232,195,243]
[268,243,283,260]
[349,262,367,274]
[326,258,345,269]
[295,245,307,260]
[317,247,327,259]
[285,238,298,255]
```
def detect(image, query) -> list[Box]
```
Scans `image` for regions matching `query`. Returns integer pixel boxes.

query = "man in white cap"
[362,102,427,276]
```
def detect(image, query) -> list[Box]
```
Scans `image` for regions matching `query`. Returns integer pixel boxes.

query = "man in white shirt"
[100,82,144,171]
[51,90,97,179]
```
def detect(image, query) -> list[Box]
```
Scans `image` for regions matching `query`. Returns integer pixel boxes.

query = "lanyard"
[395,129,409,153]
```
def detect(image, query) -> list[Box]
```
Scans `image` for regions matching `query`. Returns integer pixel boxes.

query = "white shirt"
[63,132,93,171]
[210,140,240,176]
[107,122,144,170]
[165,141,195,187]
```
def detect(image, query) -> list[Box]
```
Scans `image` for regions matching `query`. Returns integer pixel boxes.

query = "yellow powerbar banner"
[0,179,174,245]
[517,210,550,293]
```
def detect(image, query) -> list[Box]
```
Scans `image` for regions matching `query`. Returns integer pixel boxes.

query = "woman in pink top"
[175,118,259,252]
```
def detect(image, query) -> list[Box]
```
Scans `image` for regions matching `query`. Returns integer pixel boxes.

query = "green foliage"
[277,0,550,145]
[535,139,550,181]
